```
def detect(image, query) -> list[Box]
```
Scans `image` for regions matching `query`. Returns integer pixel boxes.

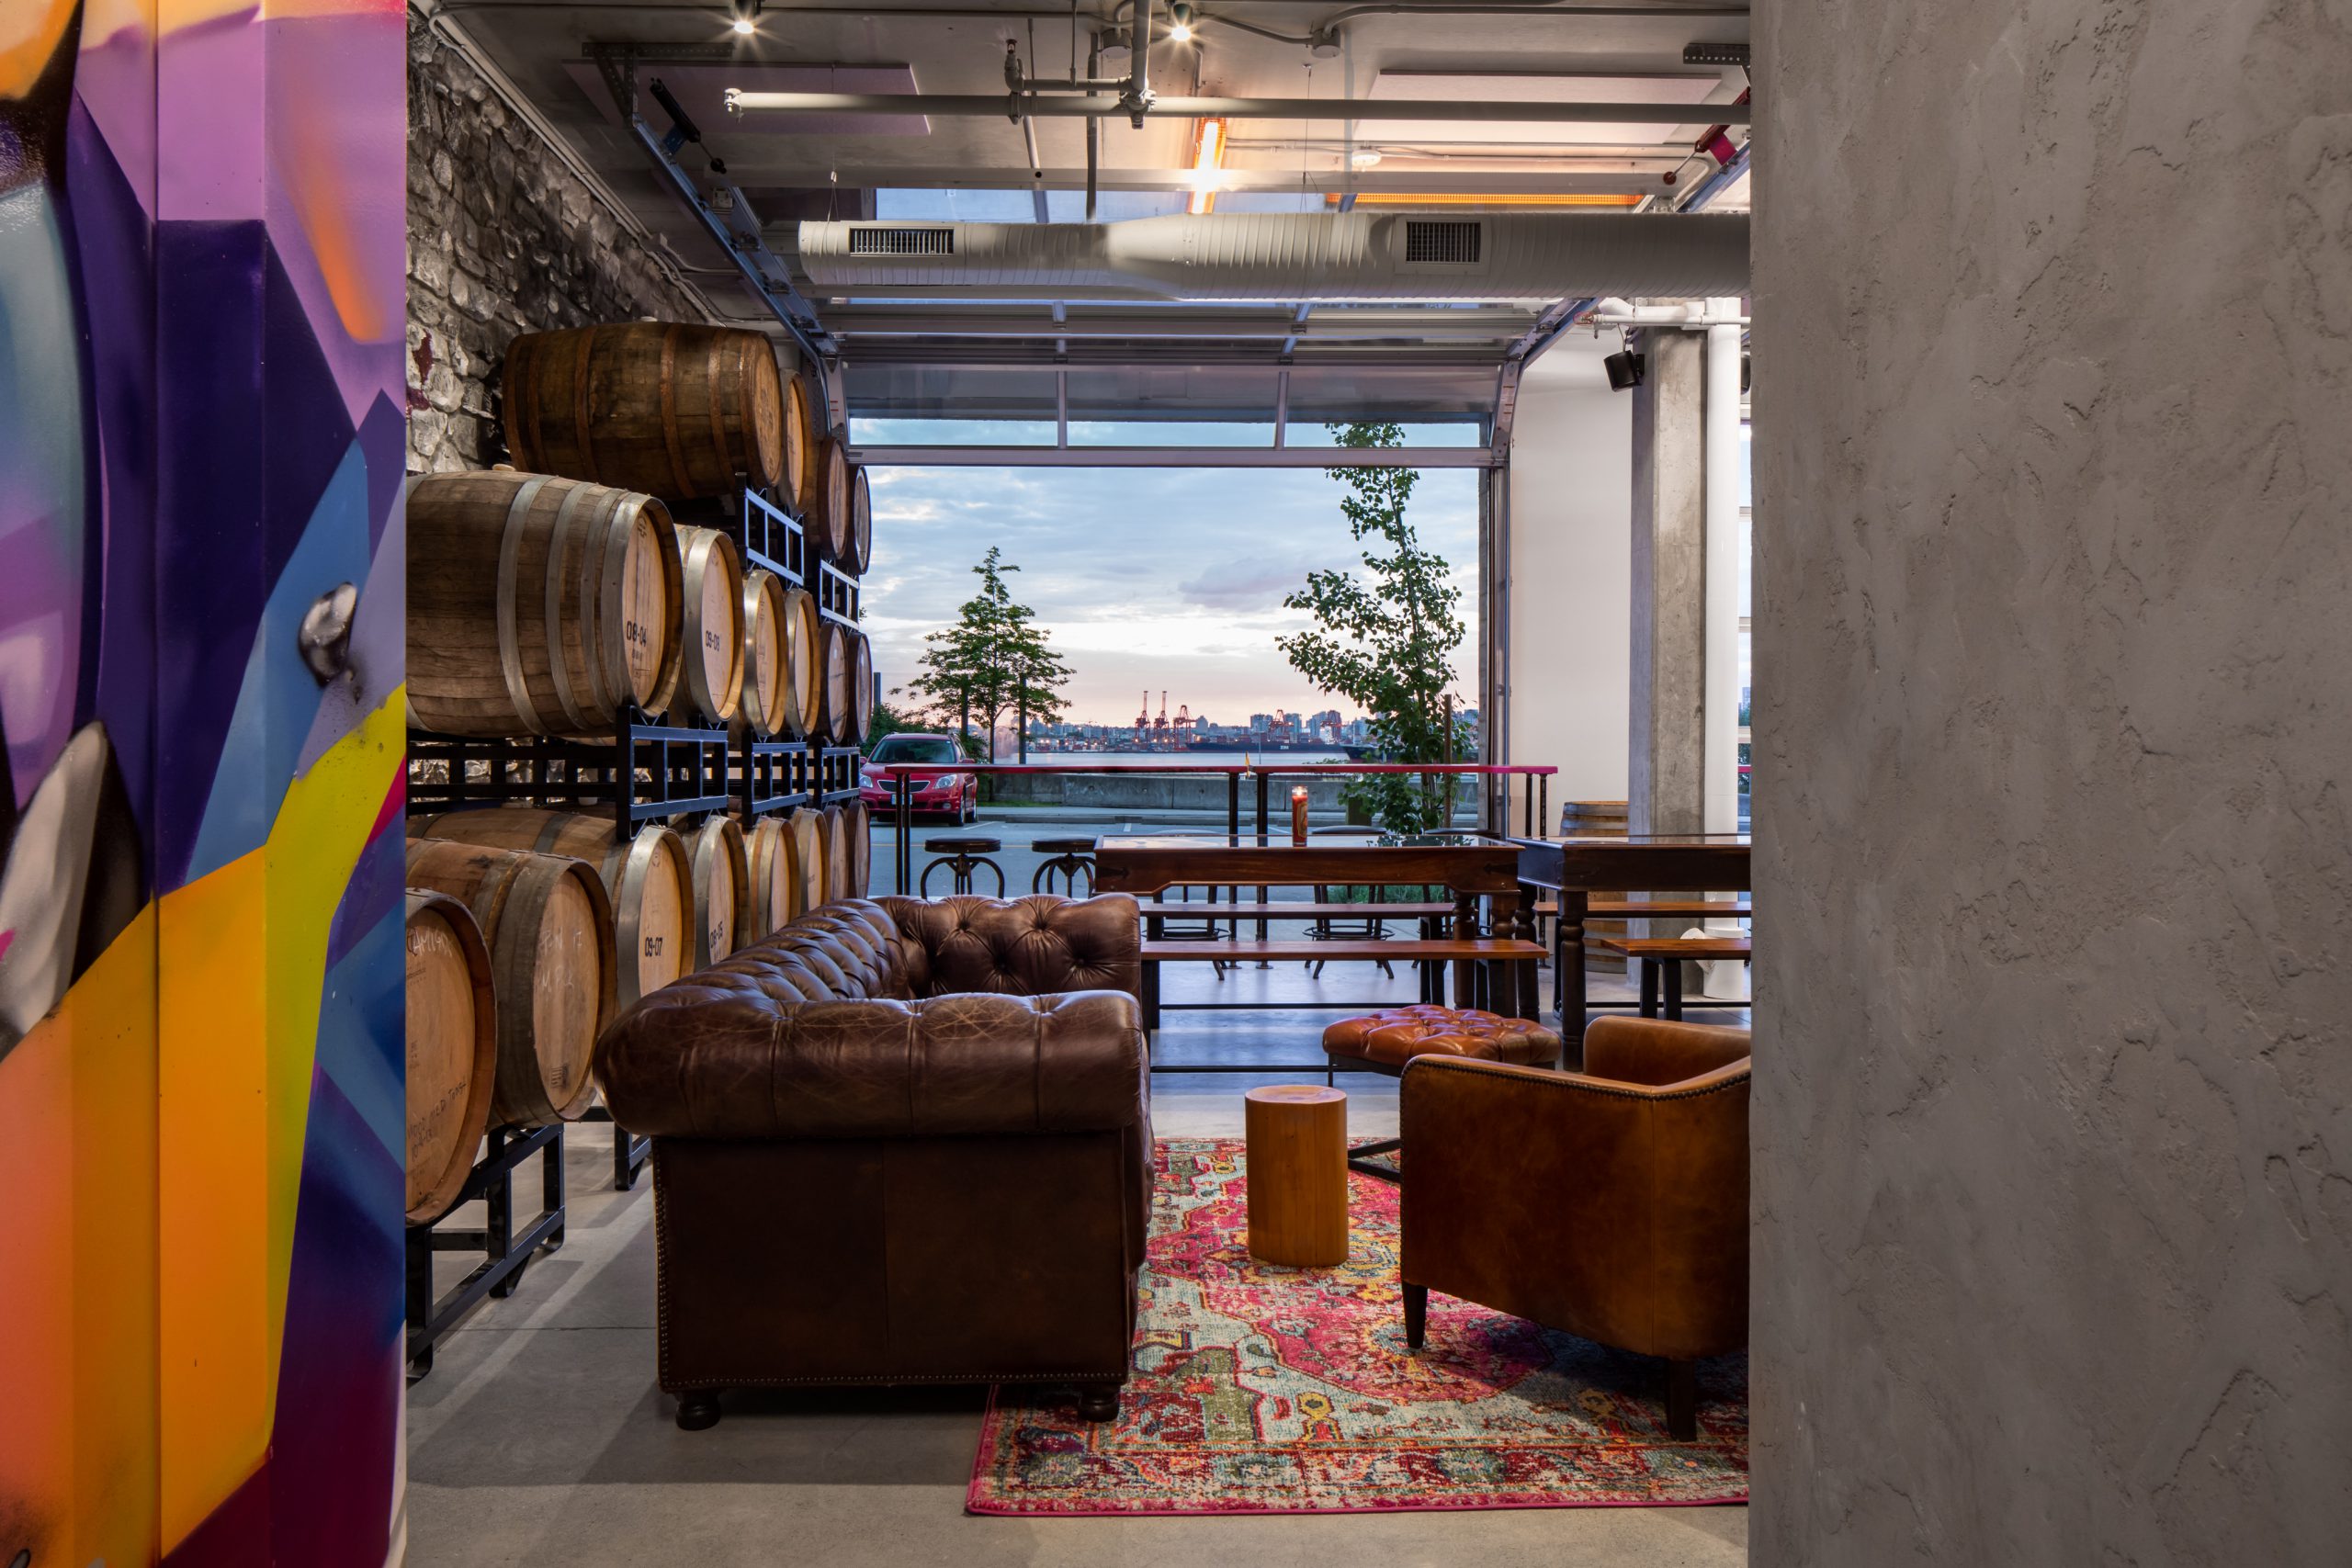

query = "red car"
[859,733,979,823]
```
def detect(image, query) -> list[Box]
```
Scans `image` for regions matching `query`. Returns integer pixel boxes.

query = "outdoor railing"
[861,761,1557,897]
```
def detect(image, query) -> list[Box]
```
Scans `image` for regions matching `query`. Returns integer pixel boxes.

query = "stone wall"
[403,13,708,473]
[1752,3,2352,1564]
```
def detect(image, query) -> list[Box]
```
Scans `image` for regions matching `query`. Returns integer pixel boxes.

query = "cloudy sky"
[855,439,1481,732]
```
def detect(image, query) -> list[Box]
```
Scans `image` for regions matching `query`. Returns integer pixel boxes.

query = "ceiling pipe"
[728,91,1752,126]
[798,212,1750,301]
[1123,0,1155,126]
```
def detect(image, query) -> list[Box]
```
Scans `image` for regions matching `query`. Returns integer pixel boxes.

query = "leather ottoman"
[1324,1004,1563,1075]
[1322,1006,1563,1183]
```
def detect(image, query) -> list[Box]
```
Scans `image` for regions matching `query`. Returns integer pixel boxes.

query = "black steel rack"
[739,734,818,818]
[406,707,735,836]
[817,745,864,802]
[682,485,861,626]
[406,1122,563,1381]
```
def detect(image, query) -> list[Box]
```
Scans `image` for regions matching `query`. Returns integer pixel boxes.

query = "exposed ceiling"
[416,0,1753,454]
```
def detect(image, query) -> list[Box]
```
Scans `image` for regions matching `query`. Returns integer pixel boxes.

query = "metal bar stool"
[1031,836,1098,895]
[920,836,1006,897]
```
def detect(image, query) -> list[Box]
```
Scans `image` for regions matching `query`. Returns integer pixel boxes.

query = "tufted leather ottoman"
[1323,1004,1563,1075]
[1322,1005,1562,1185]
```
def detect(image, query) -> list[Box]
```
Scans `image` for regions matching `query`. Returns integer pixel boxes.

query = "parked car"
[859,733,979,824]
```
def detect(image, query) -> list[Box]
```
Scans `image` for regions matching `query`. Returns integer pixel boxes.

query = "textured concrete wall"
[1628,330,1707,837]
[1506,341,1632,825]
[403,14,707,473]
[1751,3,2352,1563]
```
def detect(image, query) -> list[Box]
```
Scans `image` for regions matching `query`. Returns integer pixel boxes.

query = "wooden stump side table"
[1244,1086,1350,1267]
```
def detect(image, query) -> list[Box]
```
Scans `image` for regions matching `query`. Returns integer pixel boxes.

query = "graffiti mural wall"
[0,0,408,1562]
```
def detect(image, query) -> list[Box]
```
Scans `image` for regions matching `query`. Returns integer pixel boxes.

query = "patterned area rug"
[967,1138,1748,1516]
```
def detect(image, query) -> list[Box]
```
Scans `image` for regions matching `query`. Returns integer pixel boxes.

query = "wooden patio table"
[1094,834,1539,1041]
[1510,832,1752,1066]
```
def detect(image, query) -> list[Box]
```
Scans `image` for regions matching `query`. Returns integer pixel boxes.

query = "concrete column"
[1757,2,2352,1561]
[1627,328,1706,837]
[1702,301,1745,838]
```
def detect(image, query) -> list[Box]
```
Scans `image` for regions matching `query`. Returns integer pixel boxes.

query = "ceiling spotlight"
[1186,115,1227,214]
[1604,350,1645,393]
[729,0,759,35]
[1349,150,1383,169]
[1168,3,1194,43]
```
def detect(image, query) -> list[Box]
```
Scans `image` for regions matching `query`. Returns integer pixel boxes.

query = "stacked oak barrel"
[401,321,875,1227]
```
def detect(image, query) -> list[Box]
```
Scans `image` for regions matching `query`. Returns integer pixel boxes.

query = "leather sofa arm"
[878,893,1141,1000]
[596,989,1148,1140]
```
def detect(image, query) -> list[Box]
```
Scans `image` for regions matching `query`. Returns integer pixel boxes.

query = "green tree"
[1277,422,1474,834]
[897,547,1073,762]
[863,694,923,750]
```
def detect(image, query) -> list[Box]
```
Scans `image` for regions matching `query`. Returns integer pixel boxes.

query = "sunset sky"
[855,439,1482,731]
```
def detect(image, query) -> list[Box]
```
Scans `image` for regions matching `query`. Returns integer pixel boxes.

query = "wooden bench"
[1146,900,1458,919]
[1137,938,1547,1030]
[1532,898,1752,919]
[1589,934,1753,1021]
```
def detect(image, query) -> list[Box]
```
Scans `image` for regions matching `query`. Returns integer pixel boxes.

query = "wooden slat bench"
[1146,900,1459,919]
[1137,938,1547,1030]
[1532,898,1752,919]
[1589,934,1753,1021]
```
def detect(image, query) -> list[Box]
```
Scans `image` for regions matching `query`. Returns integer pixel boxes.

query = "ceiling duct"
[795,212,1747,301]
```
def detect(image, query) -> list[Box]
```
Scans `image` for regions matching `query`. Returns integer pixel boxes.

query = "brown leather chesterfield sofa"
[1398,1016,1750,1440]
[595,894,1150,1431]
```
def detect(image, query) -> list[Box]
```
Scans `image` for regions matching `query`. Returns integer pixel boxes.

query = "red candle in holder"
[1290,785,1309,844]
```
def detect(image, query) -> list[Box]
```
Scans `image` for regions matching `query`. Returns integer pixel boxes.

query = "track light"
[1604,350,1645,392]
[729,0,759,36]
[1168,3,1194,43]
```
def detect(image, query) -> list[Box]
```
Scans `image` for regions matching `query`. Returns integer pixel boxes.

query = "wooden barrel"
[405,891,497,1225]
[777,586,823,738]
[803,436,852,562]
[816,619,854,744]
[844,800,871,900]
[743,815,803,937]
[1558,799,1632,974]
[404,839,616,1128]
[412,809,694,1007]
[736,569,791,737]
[673,525,746,724]
[407,470,684,737]
[848,629,874,747]
[781,371,814,505]
[502,321,786,499]
[786,806,828,913]
[843,465,873,576]
[675,815,751,970]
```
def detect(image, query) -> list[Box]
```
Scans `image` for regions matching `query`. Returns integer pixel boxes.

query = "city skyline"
[854,455,1481,727]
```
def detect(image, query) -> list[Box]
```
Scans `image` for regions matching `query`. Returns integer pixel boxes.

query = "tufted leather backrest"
[877,894,1141,1000]
[643,898,913,1007]
[606,895,1140,1016]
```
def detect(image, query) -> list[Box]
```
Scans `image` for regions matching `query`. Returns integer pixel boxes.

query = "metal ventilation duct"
[795,212,1748,301]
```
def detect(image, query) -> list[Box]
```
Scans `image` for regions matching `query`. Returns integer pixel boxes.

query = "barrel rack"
[406,1122,564,1381]
[403,474,866,1378]
[711,486,865,818]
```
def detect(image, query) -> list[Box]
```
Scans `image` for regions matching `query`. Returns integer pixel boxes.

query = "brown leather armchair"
[596,895,1150,1430]
[1398,1015,1750,1439]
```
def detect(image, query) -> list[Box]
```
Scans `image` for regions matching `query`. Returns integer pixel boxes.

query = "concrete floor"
[405,818,1752,1565]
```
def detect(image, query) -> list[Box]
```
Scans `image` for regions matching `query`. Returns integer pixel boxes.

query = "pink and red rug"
[967,1137,1748,1516]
